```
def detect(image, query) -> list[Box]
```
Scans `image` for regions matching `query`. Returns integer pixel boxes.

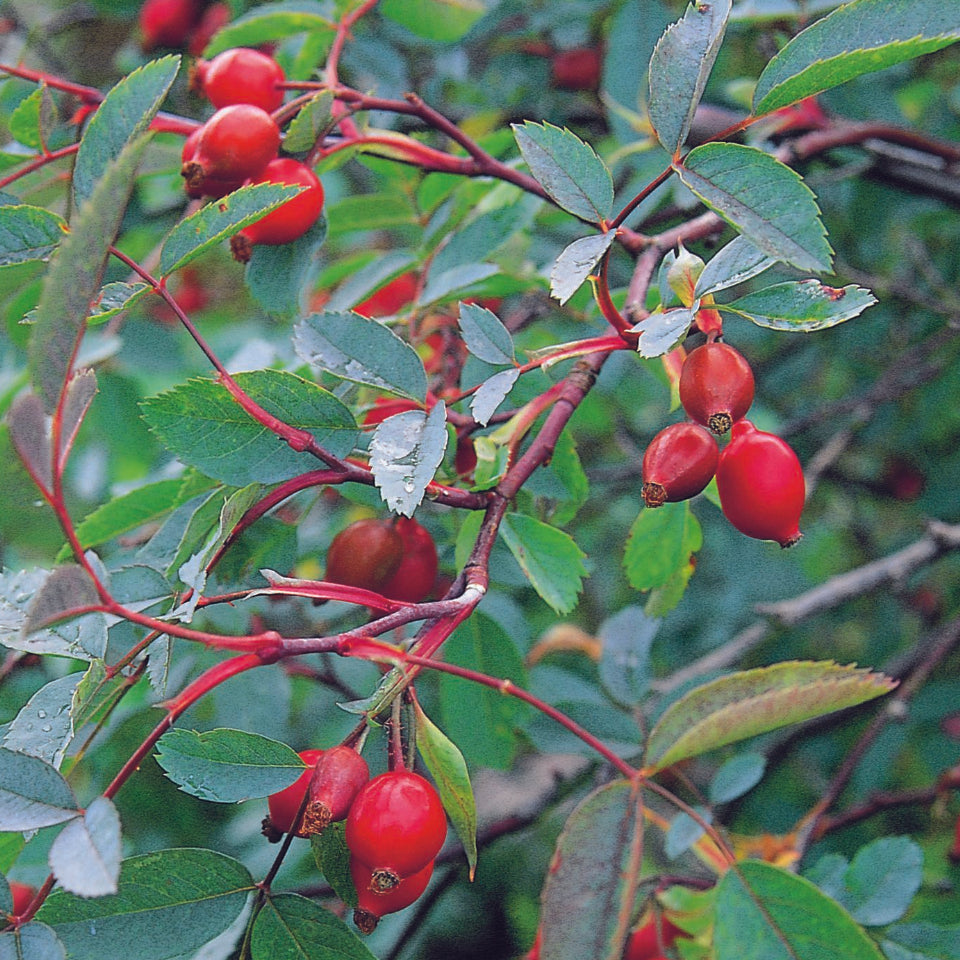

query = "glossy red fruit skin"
[230,158,324,260]
[267,748,324,837]
[181,104,280,191]
[641,422,719,508]
[380,517,438,603]
[345,771,447,884]
[350,858,434,934]
[7,881,37,916]
[679,341,755,436]
[716,419,805,548]
[624,918,684,960]
[325,518,404,592]
[139,0,200,51]
[180,128,244,199]
[302,746,369,834]
[195,47,285,113]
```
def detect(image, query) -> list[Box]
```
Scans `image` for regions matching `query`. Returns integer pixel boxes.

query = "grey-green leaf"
[251,893,376,960]
[648,0,732,155]
[155,728,305,803]
[0,205,66,267]
[0,922,66,960]
[2,673,81,768]
[550,232,617,305]
[471,367,519,427]
[721,280,877,331]
[676,142,833,273]
[753,0,960,115]
[48,797,122,898]
[695,235,777,297]
[631,306,696,358]
[458,302,514,365]
[0,748,79,831]
[598,606,659,708]
[512,121,614,223]
[73,56,179,208]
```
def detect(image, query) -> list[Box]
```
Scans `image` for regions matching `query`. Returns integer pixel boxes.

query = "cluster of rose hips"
[265,747,447,932]
[325,516,439,603]
[178,46,325,262]
[139,0,229,57]
[641,340,806,548]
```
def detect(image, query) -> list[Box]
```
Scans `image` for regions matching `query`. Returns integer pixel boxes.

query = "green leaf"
[155,729,305,803]
[87,282,150,325]
[72,660,135,732]
[883,922,960,960]
[753,0,960,114]
[714,861,884,960]
[675,143,833,272]
[73,56,179,208]
[500,513,587,614]
[624,501,702,592]
[253,893,375,960]
[370,403,448,516]
[597,606,659,708]
[550,232,617,306]
[430,202,533,278]
[458,302,515,364]
[202,1,336,57]
[69,474,219,556]
[648,0,732,155]
[512,121,614,224]
[281,91,335,153]
[0,748,79,831]
[311,823,356,909]
[470,368,519,427]
[631,306,697,359]
[245,213,328,319]
[48,797,121,898]
[294,310,428,402]
[721,280,877,331]
[0,923,66,960]
[159,183,304,276]
[0,205,66,267]
[140,370,357,486]
[3,674,81,768]
[439,612,526,770]
[695,235,777,297]
[808,837,922,927]
[9,87,48,150]
[645,661,896,771]
[540,780,643,960]
[37,848,253,960]
[708,752,767,804]
[380,0,487,42]
[28,134,149,412]
[413,701,478,879]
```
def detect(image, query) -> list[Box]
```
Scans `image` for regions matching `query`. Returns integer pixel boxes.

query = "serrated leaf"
[675,143,833,272]
[648,0,732,155]
[512,121,614,224]
[2,674,81,768]
[500,513,586,614]
[0,922,66,960]
[630,306,696,358]
[458,302,514,364]
[294,310,428,402]
[252,893,375,960]
[29,134,149,412]
[155,729,304,803]
[721,280,877,331]
[381,0,486,42]
[0,748,79,831]
[311,823,356,909]
[369,403,448,516]
[439,613,526,770]
[753,0,960,115]
[36,848,253,960]
[550,232,617,305]
[281,91,335,153]
[0,205,66,267]
[73,57,179,208]
[202,1,335,57]
[471,368,519,427]
[714,861,884,960]
[708,752,767,804]
[413,702,477,879]
[48,797,121,898]
[540,780,643,960]
[695,235,778,297]
[0,569,102,661]
[598,606,659,708]
[159,183,303,276]
[244,213,328,319]
[140,370,357,486]
[624,501,702,592]
[645,661,896,771]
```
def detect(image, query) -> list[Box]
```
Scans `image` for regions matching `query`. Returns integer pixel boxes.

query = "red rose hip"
[350,857,434,934]
[325,518,404,593]
[345,770,447,890]
[266,748,324,838]
[641,421,719,508]
[380,517,438,603]
[679,341,755,436]
[301,745,370,835]
[716,419,805,547]
[193,47,285,113]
